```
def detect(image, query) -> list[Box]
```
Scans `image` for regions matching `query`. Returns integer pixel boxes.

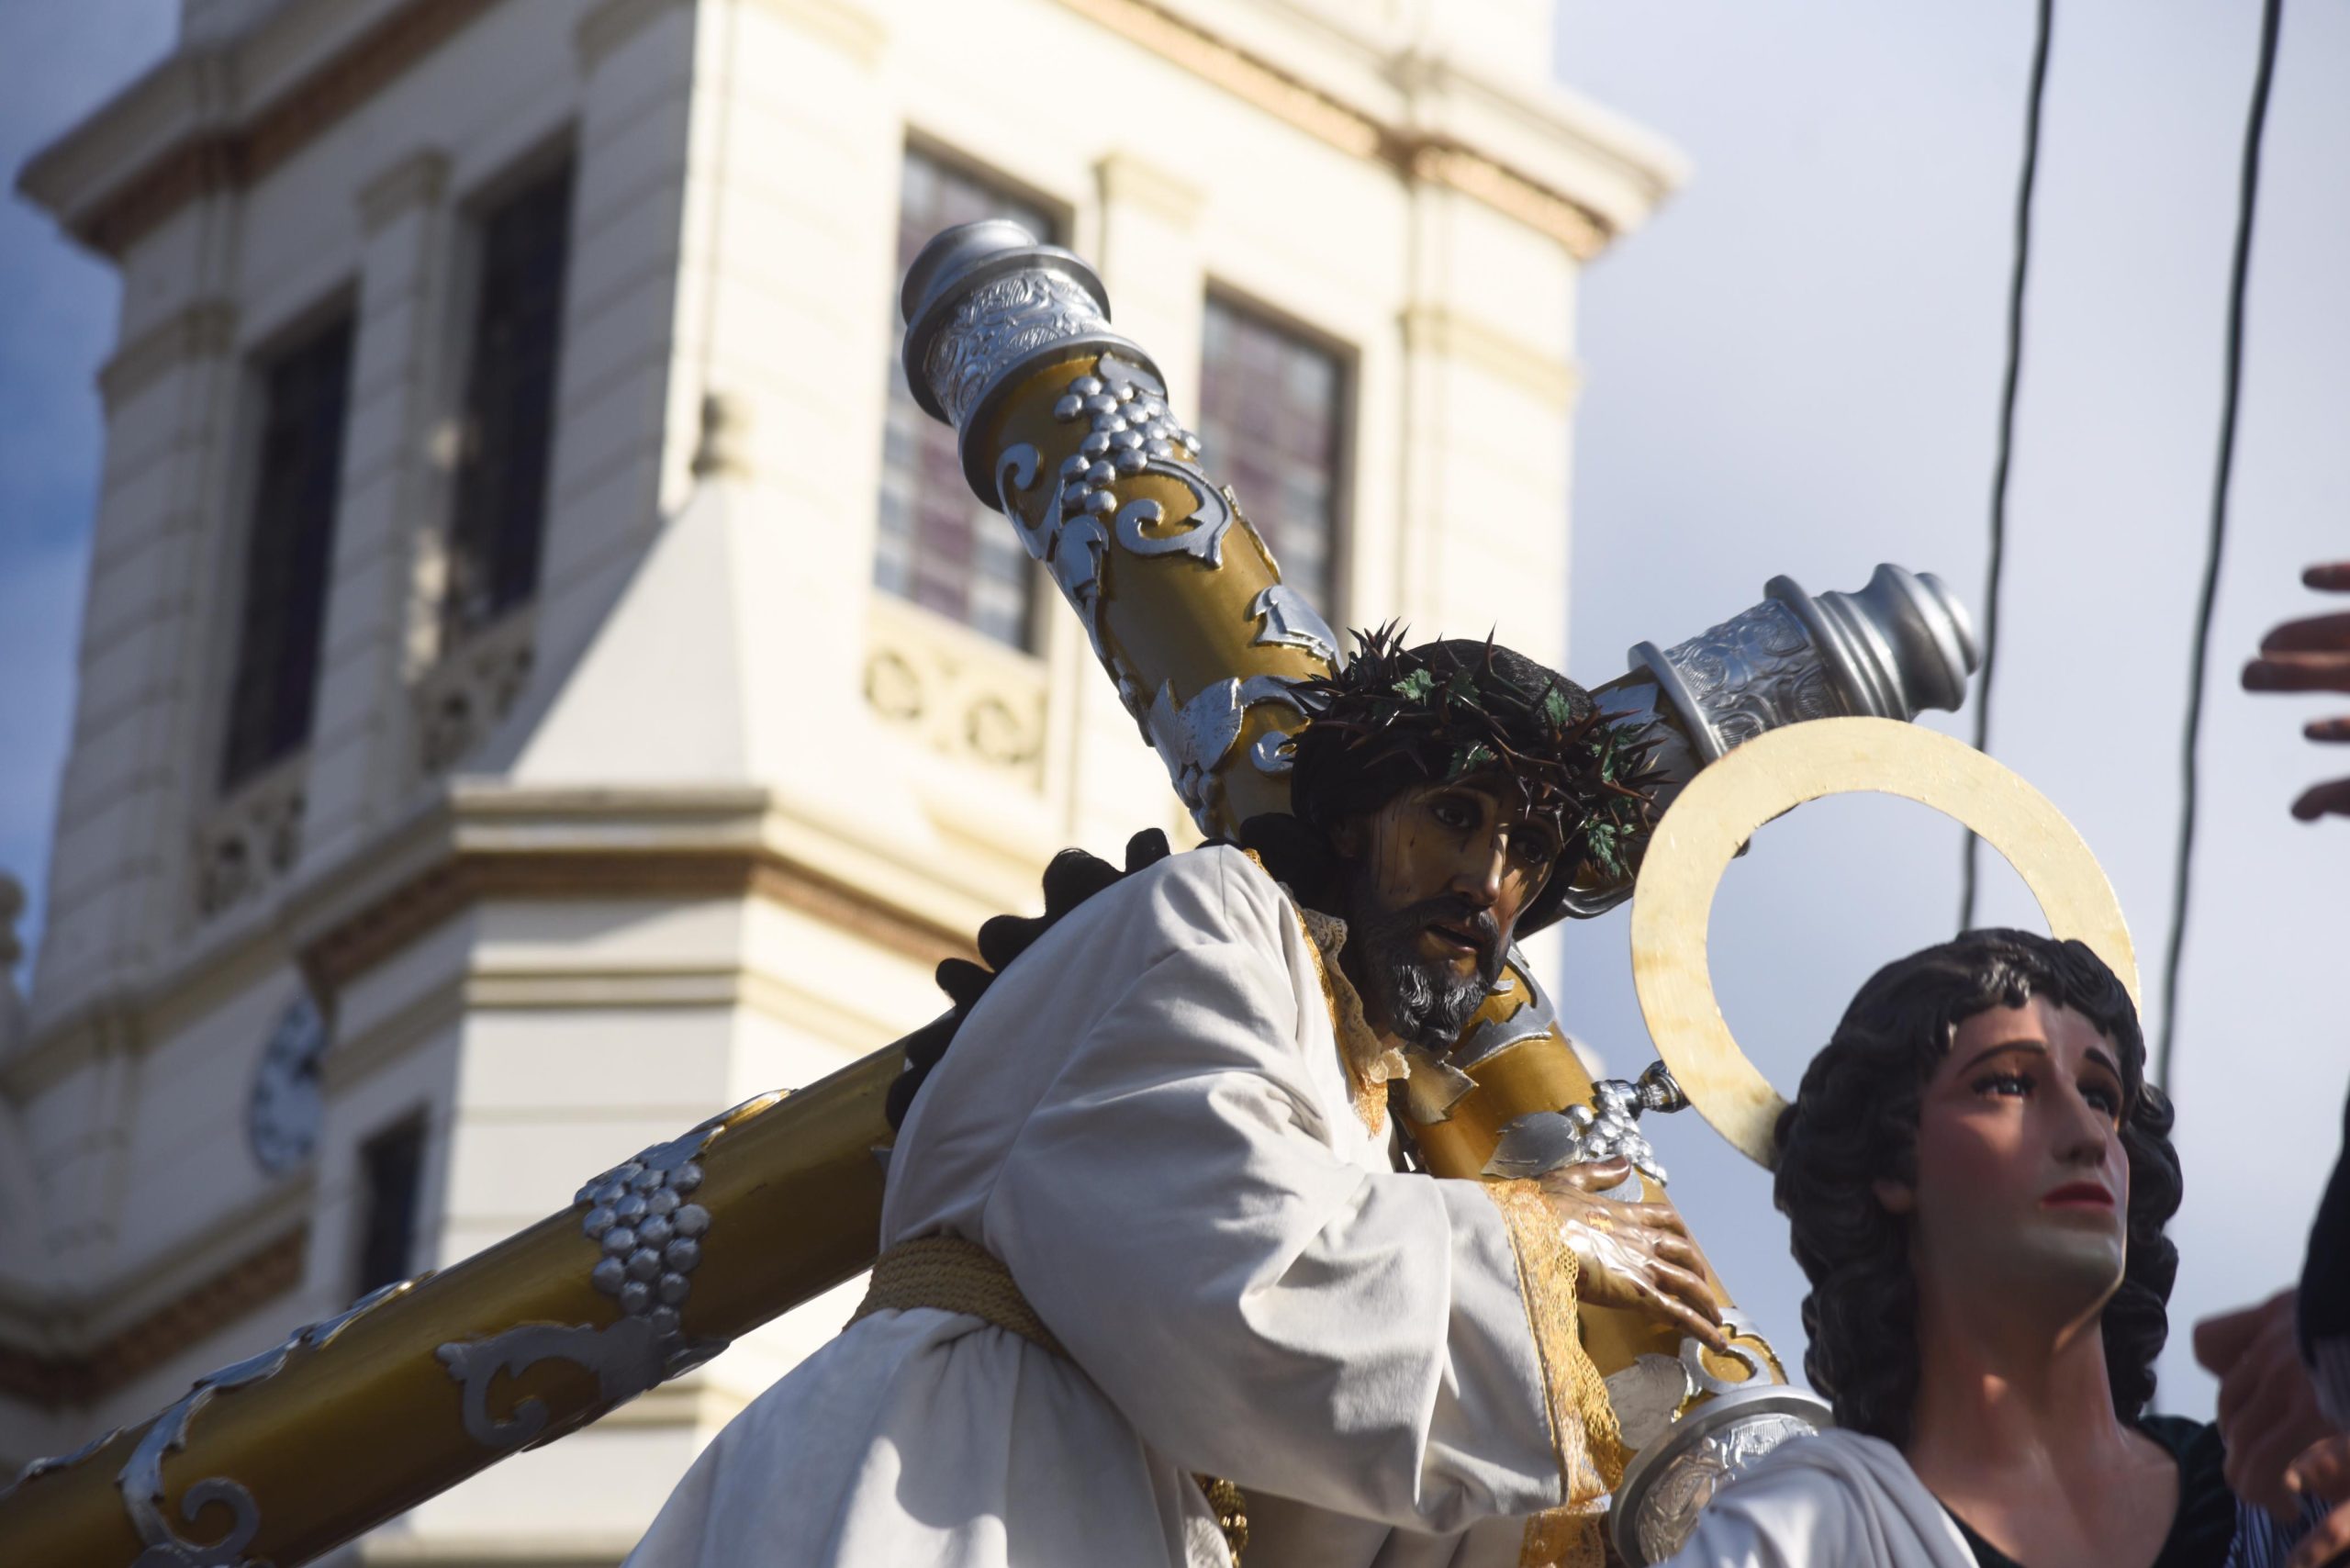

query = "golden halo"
[1629,717,2138,1169]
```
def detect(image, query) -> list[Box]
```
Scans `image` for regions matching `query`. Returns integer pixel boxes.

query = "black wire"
[1961,0,2055,933]
[2156,0,2286,1091]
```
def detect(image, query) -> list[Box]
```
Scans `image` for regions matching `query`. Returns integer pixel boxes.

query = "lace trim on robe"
[1483,1180,1629,1568]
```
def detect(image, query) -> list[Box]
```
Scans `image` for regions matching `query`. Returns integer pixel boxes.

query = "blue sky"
[0,1,174,975]
[1551,0,2349,1416]
[1,0,2343,1427]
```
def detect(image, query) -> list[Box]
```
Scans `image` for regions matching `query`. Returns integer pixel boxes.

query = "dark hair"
[1772,928,2180,1446]
[888,631,1650,1127]
[1280,629,1656,934]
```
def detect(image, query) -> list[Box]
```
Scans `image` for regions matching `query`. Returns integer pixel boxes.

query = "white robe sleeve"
[1651,1430,1977,1568]
[980,852,1578,1537]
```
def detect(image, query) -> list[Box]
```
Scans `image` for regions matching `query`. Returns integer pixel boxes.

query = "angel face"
[1333,774,1562,1049]
[1882,997,2132,1327]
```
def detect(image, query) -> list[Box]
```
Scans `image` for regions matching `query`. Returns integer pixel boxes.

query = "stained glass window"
[878,148,1056,650]
[443,161,573,644]
[220,313,355,790]
[1197,295,1347,621]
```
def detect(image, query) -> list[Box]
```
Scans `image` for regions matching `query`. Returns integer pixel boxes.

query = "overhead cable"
[1960,0,2055,933]
[2156,0,2286,1090]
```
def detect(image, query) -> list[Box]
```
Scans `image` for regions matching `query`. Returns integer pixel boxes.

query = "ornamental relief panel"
[864,596,1048,788]
[193,754,308,922]
[411,606,535,778]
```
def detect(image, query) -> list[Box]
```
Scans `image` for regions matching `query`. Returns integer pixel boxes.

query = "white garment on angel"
[623,845,1598,1568]
[1655,1429,1976,1568]
[1658,1425,2314,1568]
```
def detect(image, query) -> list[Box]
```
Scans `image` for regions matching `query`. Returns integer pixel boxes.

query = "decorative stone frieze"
[412,607,536,778]
[865,597,1048,786]
[193,754,308,921]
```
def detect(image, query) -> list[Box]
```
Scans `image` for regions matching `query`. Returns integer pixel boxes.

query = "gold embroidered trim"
[1195,1473,1250,1561]
[1484,1181,1628,1568]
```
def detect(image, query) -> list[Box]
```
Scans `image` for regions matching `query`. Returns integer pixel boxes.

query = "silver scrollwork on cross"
[921,270,1110,432]
[1483,1059,1690,1193]
[1249,584,1339,666]
[1146,673,1310,834]
[1646,599,1841,759]
[1625,1397,1822,1564]
[113,1279,417,1568]
[435,1095,777,1452]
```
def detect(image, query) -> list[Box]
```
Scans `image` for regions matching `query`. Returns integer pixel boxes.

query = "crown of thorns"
[1287,625,1662,883]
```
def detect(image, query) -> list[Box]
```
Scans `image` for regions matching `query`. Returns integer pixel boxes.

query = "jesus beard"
[1340,870,1509,1052]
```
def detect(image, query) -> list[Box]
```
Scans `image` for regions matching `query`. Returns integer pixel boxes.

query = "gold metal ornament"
[1629,715,2140,1169]
[4,223,1997,1565]
[0,1059,892,1568]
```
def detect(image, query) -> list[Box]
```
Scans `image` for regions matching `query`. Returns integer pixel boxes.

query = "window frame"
[1195,281,1358,633]
[214,290,363,797]
[352,1109,432,1298]
[878,134,1072,656]
[438,140,578,654]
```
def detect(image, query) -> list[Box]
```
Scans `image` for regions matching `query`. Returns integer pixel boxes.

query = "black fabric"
[2300,1086,2350,1361]
[883,830,1174,1129]
[1944,1417,2235,1568]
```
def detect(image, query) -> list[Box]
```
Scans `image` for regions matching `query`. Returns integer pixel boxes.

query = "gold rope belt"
[847,1234,1248,1560]
[849,1234,1069,1357]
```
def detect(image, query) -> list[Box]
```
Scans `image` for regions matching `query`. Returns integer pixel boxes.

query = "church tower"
[3,0,1679,1557]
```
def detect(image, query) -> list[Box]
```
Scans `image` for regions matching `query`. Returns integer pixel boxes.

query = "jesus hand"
[1539,1158,1729,1354]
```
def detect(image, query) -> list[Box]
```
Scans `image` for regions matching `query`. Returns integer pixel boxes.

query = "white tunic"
[1656,1430,1975,1568]
[624,846,1597,1568]
[1658,1426,2313,1568]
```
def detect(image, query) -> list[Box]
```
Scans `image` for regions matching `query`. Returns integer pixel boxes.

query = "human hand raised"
[2284,1434,2350,1568]
[1539,1158,1729,1354]
[2194,1288,2335,1523]
[2244,563,2350,822]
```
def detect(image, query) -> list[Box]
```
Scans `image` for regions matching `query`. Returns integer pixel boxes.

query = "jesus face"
[1332,777,1563,1050]
[1883,997,2132,1328]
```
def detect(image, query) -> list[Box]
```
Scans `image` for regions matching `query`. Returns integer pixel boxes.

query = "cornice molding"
[25,0,1673,269]
[0,1226,306,1411]
[303,837,979,997]
[1058,0,1383,161]
[18,0,500,259]
[8,778,1004,1104]
[289,780,989,999]
[1407,140,1606,261]
[1053,0,1675,259]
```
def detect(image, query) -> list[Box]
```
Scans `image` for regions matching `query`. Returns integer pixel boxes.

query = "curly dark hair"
[1260,628,1658,934]
[1772,928,2181,1446]
[887,631,1651,1128]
